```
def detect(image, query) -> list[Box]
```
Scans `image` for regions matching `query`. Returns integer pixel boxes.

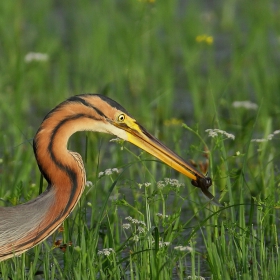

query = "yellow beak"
[112,116,222,207]
[115,117,205,181]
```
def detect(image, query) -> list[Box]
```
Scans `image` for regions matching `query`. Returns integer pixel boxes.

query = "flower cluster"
[109,193,119,201]
[125,216,146,226]
[186,276,205,280]
[232,101,258,110]
[174,245,193,252]
[123,216,147,242]
[98,168,120,178]
[251,129,280,143]
[156,213,169,219]
[133,235,140,242]
[205,129,235,140]
[157,178,184,189]
[109,138,122,143]
[138,182,151,188]
[195,34,213,45]
[122,223,131,229]
[159,241,171,248]
[152,240,171,248]
[85,181,93,187]
[137,226,146,234]
[97,248,115,256]
[25,52,49,63]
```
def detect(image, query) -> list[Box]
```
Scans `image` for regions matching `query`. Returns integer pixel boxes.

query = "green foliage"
[1,0,280,279]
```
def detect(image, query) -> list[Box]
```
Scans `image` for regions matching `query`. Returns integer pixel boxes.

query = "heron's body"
[0,94,215,261]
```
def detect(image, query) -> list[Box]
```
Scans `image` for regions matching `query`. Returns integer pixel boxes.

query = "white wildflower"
[109,138,124,150]
[99,168,120,178]
[105,169,113,176]
[122,223,131,229]
[137,226,146,233]
[152,241,170,247]
[109,193,119,201]
[131,218,143,225]
[110,138,121,142]
[25,52,49,63]
[157,181,166,189]
[232,101,258,110]
[156,213,169,218]
[187,276,205,280]
[174,245,193,252]
[157,178,184,189]
[133,235,139,242]
[205,129,235,140]
[97,248,115,256]
[158,241,171,248]
[85,181,93,187]
[138,182,151,188]
[125,216,146,226]
[139,221,146,226]
[267,134,274,140]
[251,138,268,143]
[251,129,280,142]
[164,178,184,188]
[112,168,119,173]
[208,130,218,138]
[131,219,138,224]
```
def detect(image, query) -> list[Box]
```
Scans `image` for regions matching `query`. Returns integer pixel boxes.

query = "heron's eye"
[118,114,126,122]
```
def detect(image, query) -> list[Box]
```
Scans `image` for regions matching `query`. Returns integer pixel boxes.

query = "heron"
[0,94,217,261]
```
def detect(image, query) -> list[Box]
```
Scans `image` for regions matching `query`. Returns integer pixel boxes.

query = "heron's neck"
[0,108,87,261]
[0,96,124,260]
[33,107,87,225]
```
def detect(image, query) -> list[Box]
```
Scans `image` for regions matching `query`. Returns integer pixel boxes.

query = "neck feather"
[0,102,91,260]
[0,95,127,260]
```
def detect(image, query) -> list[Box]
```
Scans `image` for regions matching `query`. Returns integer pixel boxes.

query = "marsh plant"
[0,0,280,279]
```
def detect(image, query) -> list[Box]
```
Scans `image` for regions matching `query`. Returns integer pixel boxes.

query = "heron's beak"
[110,115,222,206]
[113,117,222,206]
[115,118,205,181]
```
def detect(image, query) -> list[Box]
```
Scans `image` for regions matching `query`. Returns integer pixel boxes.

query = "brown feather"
[0,94,119,261]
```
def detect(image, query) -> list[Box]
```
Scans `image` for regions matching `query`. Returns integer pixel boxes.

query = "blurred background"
[1,0,280,205]
[1,0,279,123]
[0,0,280,208]
[1,0,280,278]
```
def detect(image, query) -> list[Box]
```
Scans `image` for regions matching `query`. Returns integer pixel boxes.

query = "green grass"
[1,0,280,279]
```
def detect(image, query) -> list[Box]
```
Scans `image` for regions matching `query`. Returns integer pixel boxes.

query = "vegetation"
[0,0,280,279]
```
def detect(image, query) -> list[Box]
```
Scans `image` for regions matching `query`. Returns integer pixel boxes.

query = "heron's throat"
[33,112,86,215]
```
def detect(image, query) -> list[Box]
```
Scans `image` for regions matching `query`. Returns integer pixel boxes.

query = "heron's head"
[72,94,206,182]
[35,93,219,205]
